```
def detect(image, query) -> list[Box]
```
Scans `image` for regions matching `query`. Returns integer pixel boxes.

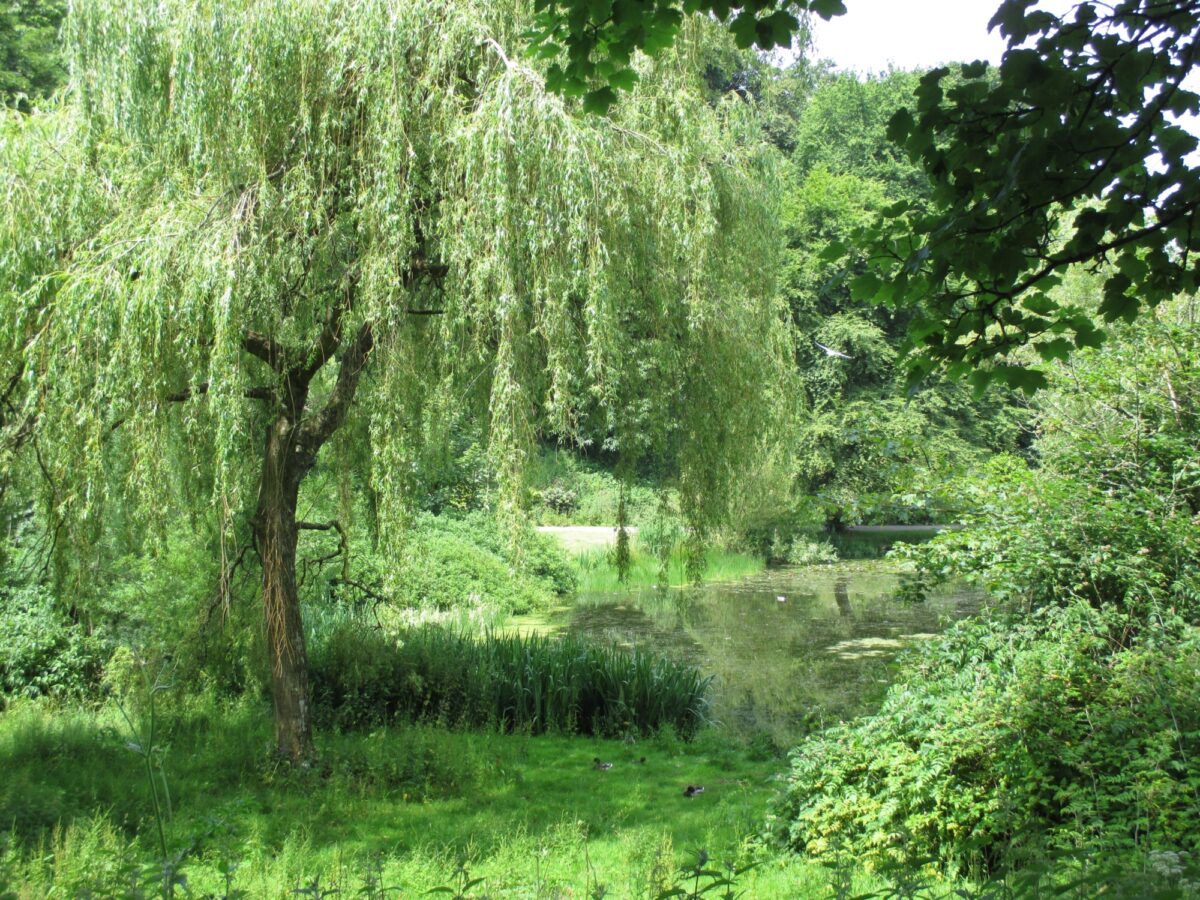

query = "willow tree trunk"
[244,318,375,761]
[254,413,312,759]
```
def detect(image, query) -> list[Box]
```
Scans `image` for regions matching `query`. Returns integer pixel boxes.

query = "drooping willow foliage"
[0,0,794,564]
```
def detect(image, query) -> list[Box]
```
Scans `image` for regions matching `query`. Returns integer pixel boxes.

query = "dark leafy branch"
[853,0,1200,392]
[527,0,843,112]
[297,518,349,584]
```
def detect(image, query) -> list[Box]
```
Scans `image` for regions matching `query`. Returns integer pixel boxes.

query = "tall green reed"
[309,618,712,738]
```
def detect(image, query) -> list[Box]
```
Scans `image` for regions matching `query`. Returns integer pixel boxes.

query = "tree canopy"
[869,0,1200,391]
[0,0,793,756]
[537,0,1200,389]
[0,0,65,107]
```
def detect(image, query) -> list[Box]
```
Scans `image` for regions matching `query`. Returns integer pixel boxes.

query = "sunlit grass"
[0,698,894,898]
[573,542,764,593]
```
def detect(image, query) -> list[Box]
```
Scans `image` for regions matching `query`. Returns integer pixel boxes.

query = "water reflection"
[545,562,980,745]
[834,577,852,618]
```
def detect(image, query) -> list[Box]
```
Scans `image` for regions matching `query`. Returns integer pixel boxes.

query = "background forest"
[0,0,1197,897]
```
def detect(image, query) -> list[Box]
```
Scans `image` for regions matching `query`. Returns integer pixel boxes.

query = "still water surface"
[533,562,980,744]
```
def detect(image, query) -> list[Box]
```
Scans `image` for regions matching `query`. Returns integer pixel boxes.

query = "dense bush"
[780,536,838,566]
[893,453,1200,617]
[0,586,103,701]
[773,297,1200,879]
[309,618,711,737]
[389,512,576,615]
[0,519,260,702]
[770,603,1200,875]
[527,451,662,526]
[432,512,577,598]
[894,296,1199,619]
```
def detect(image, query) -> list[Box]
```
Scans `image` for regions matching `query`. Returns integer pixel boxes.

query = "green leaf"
[961,60,989,79]
[586,0,614,24]
[967,367,992,396]
[1098,273,1134,322]
[582,86,617,113]
[886,108,914,145]
[988,0,1036,40]
[1022,293,1057,316]
[1072,318,1105,350]
[808,0,848,20]
[849,272,882,300]
[818,240,846,262]
[561,74,590,97]
[729,11,757,49]
[609,67,638,91]
[1034,337,1072,362]
[995,364,1049,395]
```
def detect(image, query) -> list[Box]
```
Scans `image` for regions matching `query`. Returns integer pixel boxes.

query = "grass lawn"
[0,699,890,897]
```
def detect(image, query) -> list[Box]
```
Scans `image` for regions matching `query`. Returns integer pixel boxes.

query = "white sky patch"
[808,0,1070,73]
[807,0,1197,163]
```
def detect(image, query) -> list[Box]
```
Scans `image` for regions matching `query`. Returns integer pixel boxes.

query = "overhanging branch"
[243,331,288,371]
[297,322,374,452]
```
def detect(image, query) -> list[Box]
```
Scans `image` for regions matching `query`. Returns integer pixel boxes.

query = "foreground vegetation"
[773,294,1200,890]
[0,699,842,898]
[2,0,1199,896]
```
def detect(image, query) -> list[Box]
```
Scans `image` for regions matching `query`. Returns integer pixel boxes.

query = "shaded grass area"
[0,699,885,897]
[573,543,764,593]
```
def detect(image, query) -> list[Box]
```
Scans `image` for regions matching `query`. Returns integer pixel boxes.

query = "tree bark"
[254,411,312,759]
[247,319,375,761]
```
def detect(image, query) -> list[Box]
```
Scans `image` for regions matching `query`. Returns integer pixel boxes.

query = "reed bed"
[309,620,711,738]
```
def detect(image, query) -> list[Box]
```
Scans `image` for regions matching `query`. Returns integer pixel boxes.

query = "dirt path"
[535,525,637,554]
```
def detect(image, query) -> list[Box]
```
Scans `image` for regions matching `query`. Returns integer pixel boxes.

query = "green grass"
[0,698,899,898]
[573,543,765,593]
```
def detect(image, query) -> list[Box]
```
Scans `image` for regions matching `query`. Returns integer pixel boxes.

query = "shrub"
[893,455,1200,617]
[769,604,1200,876]
[419,440,494,515]
[527,451,661,526]
[309,617,711,737]
[781,536,838,566]
[389,512,576,615]
[537,480,579,515]
[0,586,104,701]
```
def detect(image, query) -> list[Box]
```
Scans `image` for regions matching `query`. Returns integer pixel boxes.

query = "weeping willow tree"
[0,0,794,758]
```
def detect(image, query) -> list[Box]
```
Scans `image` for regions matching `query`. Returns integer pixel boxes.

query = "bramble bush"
[770,603,1200,876]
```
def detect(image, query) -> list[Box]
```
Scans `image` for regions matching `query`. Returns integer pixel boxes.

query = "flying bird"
[814,340,852,359]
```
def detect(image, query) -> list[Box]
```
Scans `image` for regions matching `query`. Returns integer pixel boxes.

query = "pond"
[520,561,980,746]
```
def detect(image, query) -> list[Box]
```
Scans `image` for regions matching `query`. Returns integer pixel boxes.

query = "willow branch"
[243,331,288,371]
[297,322,374,451]
[296,291,353,385]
